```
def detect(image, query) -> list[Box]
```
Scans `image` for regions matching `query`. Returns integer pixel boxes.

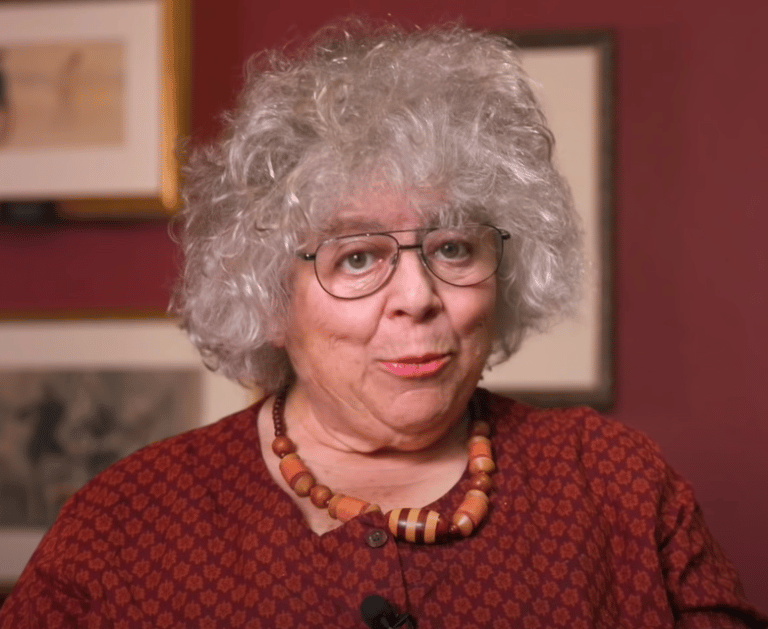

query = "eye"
[341,250,377,273]
[428,232,475,265]
[435,240,471,260]
[328,238,392,277]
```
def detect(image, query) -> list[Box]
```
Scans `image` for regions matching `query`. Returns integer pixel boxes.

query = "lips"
[380,353,451,378]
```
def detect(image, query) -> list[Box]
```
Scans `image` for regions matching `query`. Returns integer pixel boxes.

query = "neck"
[283,382,468,455]
[257,392,471,534]
[293,387,467,455]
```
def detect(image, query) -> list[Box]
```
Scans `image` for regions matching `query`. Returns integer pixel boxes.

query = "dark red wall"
[1,0,766,610]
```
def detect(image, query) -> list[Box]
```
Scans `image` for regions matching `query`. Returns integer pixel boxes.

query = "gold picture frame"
[0,0,190,218]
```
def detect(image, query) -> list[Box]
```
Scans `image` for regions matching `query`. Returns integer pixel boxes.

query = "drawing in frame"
[0,0,190,218]
[0,318,252,585]
[480,31,615,411]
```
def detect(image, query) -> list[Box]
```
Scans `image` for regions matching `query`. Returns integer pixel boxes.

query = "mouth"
[379,353,451,378]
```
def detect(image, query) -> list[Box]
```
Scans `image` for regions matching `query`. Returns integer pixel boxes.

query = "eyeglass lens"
[313,225,505,299]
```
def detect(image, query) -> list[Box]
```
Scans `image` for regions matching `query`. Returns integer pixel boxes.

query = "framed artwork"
[481,31,615,411]
[0,318,252,583]
[0,0,190,218]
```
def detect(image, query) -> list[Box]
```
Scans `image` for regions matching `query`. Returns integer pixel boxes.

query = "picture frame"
[481,31,615,411]
[0,0,190,218]
[0,318,252,583]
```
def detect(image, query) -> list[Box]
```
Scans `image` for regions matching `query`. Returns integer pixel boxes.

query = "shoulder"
[479,389,685,552]
[12,401,271,590]
[77,401,264,500]
[39,400,267,549]
[477,388,668,485]
[474,396,767,626]
[0,400,282,624]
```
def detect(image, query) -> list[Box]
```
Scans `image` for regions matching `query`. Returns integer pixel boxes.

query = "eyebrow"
[322,214,449,238]
[323,217,389,236]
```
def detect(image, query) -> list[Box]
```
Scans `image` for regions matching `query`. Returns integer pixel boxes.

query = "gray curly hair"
[171,21,583,392]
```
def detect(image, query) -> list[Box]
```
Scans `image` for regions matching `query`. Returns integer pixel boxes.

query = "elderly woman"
[1,22,766,629]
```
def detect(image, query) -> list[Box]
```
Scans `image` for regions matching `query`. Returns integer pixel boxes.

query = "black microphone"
[360,594,414,628]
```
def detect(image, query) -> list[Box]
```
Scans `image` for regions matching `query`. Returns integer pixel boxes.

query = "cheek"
[287,288,382,354]
[451,286,497,339]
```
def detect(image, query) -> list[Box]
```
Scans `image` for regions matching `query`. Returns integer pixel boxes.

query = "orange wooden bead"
[271,436,296,457]
[328,494,379,522]
[468,435,495,474]
[278,453,315,497]
[452,489,489,537]
[469,472,493,493]
[310,484,333,508]
[293,474,315,497]
[387,508,449,544]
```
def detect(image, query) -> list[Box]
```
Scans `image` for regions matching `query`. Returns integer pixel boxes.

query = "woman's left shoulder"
[476,388,667,477]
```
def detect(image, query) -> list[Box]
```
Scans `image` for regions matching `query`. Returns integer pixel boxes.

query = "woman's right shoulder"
[0,398,279,625]
[57,399,268,524]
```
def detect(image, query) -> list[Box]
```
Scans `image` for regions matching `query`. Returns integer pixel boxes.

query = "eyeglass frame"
[297,224,511,300]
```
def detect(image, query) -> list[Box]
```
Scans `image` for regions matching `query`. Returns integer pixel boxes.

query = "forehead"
[322,189,445,236]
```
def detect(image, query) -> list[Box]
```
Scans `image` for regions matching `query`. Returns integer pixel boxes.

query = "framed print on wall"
[0,318,252,584]
[480,31,615,411]
[0,0,190,218]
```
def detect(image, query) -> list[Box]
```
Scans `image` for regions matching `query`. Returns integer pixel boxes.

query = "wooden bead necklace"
[271,389,495,544]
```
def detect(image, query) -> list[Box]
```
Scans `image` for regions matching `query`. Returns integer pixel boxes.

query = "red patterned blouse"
[1,390,766,628]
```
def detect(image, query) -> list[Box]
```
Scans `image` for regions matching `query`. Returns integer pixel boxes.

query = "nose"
[384,248,443,320]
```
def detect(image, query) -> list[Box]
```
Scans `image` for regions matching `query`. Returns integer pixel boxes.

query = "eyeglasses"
[299,224,510,299]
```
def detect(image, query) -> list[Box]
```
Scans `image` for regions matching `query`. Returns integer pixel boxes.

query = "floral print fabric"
[1,390,765,628]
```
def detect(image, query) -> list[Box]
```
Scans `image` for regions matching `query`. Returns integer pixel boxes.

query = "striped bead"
[328,494,380,522]
[387,508,449,544]
[451,489,489,537]
[278,453,315,497]
[467,435,495,474]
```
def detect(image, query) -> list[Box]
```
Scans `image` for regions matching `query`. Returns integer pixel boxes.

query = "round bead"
[271,436,296,457]
[310,484,333,508]
[468,434,492,452]
[469,472,493,493]
[468,457,495,474]
[471,420,491,437]
[465,488,489,503]
[293,474,315,497]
